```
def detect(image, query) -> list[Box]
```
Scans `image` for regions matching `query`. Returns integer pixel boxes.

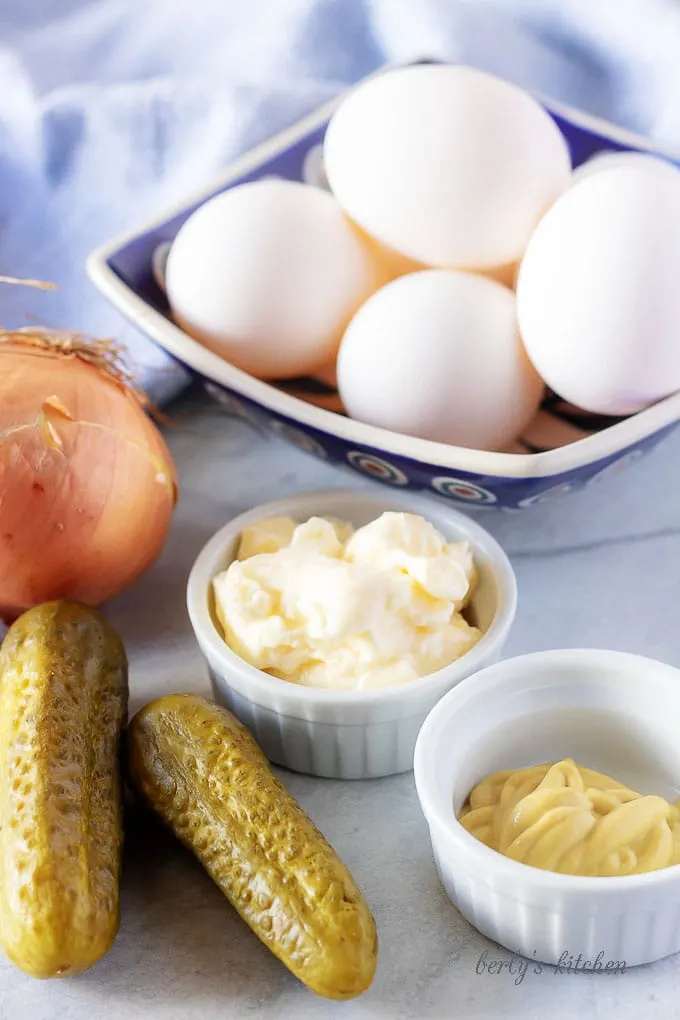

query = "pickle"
[0,600,128,978]
[127,694,378,999]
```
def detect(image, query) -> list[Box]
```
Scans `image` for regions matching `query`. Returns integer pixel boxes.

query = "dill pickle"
[0,600,128,978]
[127,694,378,999]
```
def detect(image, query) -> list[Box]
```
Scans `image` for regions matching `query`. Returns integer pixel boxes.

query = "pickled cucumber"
[127,694,378,999]
[0,600,128,978]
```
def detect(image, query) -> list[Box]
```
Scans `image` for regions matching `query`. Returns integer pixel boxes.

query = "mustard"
[458,759,680,877]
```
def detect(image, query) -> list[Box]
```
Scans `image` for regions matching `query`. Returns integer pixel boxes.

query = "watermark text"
[475,949,626,984]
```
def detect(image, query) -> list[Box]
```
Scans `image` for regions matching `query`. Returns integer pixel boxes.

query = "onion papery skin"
[0,340,178,622]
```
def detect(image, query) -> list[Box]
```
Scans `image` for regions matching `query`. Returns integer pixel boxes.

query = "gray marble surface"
[3,388,680,1020]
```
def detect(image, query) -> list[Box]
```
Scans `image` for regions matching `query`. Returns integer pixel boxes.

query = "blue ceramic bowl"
[87,63,680,511]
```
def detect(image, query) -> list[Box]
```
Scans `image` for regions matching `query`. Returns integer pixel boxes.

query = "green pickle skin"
[0,600,128,978]
[127,694,378,999]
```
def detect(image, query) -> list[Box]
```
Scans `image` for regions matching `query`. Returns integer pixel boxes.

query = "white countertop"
[3,388,680,1020]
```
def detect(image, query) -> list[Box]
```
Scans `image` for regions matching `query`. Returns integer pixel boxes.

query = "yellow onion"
[0,331,178,622]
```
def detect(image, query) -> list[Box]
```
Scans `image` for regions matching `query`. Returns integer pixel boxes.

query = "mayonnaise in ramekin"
[213,511,481,691]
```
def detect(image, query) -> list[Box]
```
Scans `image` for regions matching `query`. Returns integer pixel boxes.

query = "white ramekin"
[414,649,680,968]
[187,488,517,779]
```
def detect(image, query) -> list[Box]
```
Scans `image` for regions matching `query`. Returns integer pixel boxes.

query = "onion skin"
[0,340,178,622]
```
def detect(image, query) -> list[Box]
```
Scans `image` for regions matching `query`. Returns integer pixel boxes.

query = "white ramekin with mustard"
[414,648,680,967]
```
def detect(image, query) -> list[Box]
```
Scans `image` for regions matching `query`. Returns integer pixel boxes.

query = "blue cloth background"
[1,0,680,402]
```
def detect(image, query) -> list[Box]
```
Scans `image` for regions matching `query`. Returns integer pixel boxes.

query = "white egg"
[337,270,544,452]
[324,64,571,274]
[516,162,680,415]
[571,150,680,185]
[165,179,383,379]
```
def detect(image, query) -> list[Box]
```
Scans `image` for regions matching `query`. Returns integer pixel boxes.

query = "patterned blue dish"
[87,64,680,510]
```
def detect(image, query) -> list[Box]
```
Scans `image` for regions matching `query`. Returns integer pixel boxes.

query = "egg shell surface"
[165,179,384,379]
[337,269,544,452]
[324,63,572,272]
[571,150,680,185]
[516,161,680,415]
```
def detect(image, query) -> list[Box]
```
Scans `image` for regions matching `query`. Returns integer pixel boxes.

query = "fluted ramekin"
[414,649,680,967]
[187,488,517,779]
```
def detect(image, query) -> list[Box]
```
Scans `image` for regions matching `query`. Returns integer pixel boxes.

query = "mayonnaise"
[459,759,680,876]
[212,511,481,691]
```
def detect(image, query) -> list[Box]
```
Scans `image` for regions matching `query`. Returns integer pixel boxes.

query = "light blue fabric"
[1,0,679,402]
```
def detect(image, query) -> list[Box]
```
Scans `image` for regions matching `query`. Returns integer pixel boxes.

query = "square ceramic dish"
[87,62,680,511]
[414,649,680,968]
[186,488,517,779]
